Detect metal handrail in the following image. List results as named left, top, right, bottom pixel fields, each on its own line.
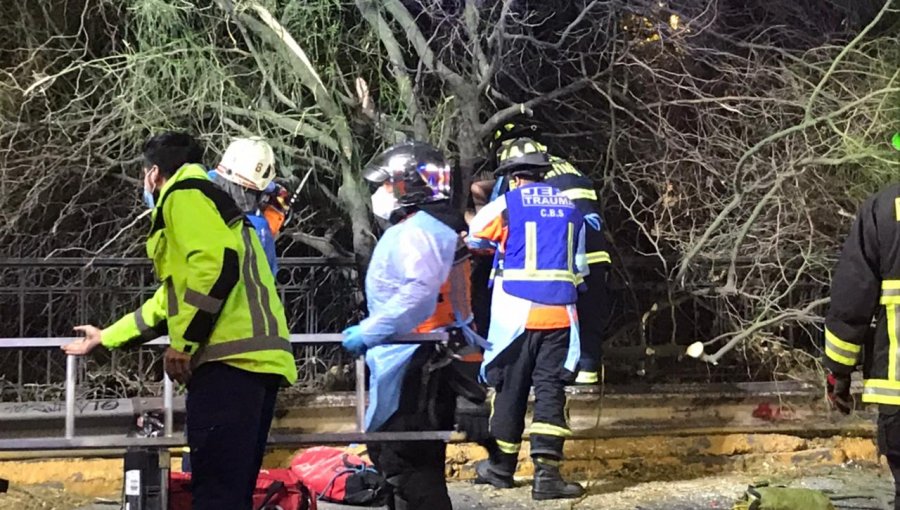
left=0, top=333, right=447, bottom=444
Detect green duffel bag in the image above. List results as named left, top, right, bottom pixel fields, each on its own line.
left=733, top=485, right=835, bottom=510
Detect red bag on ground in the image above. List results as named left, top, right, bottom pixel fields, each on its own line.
left=169, top=469, right=316, bottom=510
left=290, top=447, right=389, bottom=505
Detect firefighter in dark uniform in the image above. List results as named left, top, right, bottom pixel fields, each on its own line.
left=824, top=133, right=900, bottom=509
left=487, top=123, right=613, bottom=384
left=468, top=138, right=588, bottom=500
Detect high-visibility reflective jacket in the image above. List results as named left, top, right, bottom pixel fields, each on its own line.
left=102, top=164, right=298, bottom=385
left=824, top=184, right=900, bottom=406
left=545, top=156, right=611, bottom=267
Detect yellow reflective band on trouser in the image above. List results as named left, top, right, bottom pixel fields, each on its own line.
left=502, top=269, right=578, bottom=283
left=824, top=328, right=860, bottom=367
left=533, top=457, right=560, bottom=467
left=559, top=188, right=598, bottom=201
left=530, top=422, right=573, bottom=438
left=882, top=281, right=900, bottom=304
left=863, top=379, right=900, bottom=405
left=496, top=439, right=521, bottom=455
left=575, top=371, right=599, bottom=384
left=586, top=251, right=611, bottom=265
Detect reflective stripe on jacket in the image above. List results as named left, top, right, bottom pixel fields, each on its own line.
left=102, top=164, right=297, bottom=385
left=545, top=156, right=611, bottom=268
left=825, top=183, right=900, bottom=406
left=494, top=183, right=586, bottom=305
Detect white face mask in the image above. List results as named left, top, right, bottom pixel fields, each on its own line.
left=371, top=185, right=399, bottom=220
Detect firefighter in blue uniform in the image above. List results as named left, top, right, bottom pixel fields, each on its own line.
left=468, top=138, right=588, bottom=500
left=341, top=141, right=464, bottom=510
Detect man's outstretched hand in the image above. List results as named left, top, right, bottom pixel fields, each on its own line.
left=62, top=325, right=103, bottom=356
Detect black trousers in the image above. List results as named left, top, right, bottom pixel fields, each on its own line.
left=577, top=263, right=611, bottom=374
left=187, top=362, right=281, bottom=510
left=368, top=346, right=456, bottom=510
left=486, top=328, right=573, bottom=459
left=879, top=407, right=900, bottom=510
left=471, top=253, right=495, bottom=338
left=577, top=227, right=613, bottom=374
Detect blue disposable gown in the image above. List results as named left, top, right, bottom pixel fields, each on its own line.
left=359, top=211, right=458, bottom=431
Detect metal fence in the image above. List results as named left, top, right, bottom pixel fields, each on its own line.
left=0, top=258, right=360, bottom=401
left=0, top=257, right=828, bottom=401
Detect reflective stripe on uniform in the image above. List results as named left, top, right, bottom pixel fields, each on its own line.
left=184, top=288, right=223, bottom=314
left=166, top=283, right=178, bottom=317
left=575, top=371, right=599, bottom=384
left=566, top=223, right=574, bottom=273
left=525, top=222, right=538, bottom=271
left=890, top=304, right=900, bottom=381
left=134, top=305, right=153, bottom=341
left=241, top=229, right=268, bottom=337
left=863, top=379, right=900, bottom=405
left=881, top=280, right=900, bottom=304
left=502, top=269, right=578, bottom=283
left=546, top=159, right=580, bottom=178
left=586, top=251, right=611, bottom=265
left=194, top=335, right=293, bottom=366
left=496, top=439, right=521, bottom=454
left=824, top=328, right=861, bottom=367
left=559, top=188, right=598, bottom=201
left=247, top=231, right=279, bottom=336
left=530, top=422, right=573, bottom=437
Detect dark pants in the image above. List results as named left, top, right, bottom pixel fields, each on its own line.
left=879, top=407, right=900, bottom=510
left=187, top=362, right=281, bottom=510
left=471, top=253, right=494, bottom=338
left=486, top=328, right=573, bottom=459
left=577, top=227, right=613, bottom=375
left=368, top=346, right=456, bottom=510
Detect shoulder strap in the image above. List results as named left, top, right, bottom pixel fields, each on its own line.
left=150, top=179, right=245, bottom=235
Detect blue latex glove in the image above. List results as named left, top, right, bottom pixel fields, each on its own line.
left=342, top=325, right=367, bottom=357
left=584, top=213, right=602, bottom=231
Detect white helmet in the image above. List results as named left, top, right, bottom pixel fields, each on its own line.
left=215, top=137, right=276, bottom=191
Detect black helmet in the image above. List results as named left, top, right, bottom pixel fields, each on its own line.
left=362, top=141, right=452, bottom=207
left=489, top=122, right=539, bottom=155
left=494, top=137, right=551, bottom=179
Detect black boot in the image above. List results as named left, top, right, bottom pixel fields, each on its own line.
left=473, top=451, right=517, bottom=489
left=531, top=457, right=584, bottom=500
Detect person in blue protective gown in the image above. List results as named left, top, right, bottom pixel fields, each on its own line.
left=340, top=141, right=469, bottom=510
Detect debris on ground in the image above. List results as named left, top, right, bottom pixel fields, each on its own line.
left=1, top=464, right=895, bottom=509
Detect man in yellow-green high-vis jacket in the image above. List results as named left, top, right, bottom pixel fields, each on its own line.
left=64, top=132, right=297, bottom=510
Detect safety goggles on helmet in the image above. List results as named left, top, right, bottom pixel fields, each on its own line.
left=215, top=137, right=277, bottom=191
left=362, top=141, right=452, bottom=207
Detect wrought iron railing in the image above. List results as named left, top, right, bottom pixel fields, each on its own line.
left=0, top=258, right=360, bottom=401
left=0, top=256, right=827, bottom=401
